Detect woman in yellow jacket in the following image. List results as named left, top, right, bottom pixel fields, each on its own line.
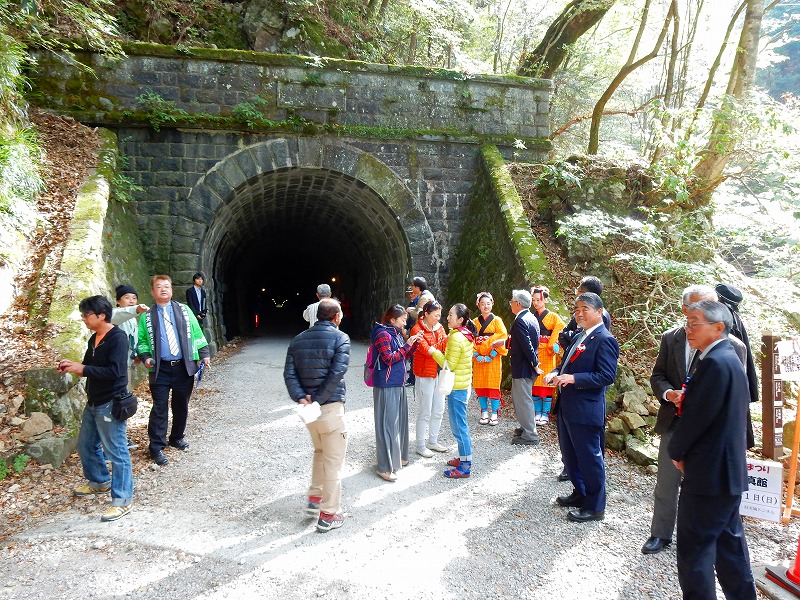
left=428, top=303, right=477, bottom=478
left=472, top=292, right=508, bottom=426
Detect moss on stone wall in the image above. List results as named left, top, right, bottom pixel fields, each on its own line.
left=48, top=129, right=151, bottom=361
left=447, top=145, right=567, bottom=386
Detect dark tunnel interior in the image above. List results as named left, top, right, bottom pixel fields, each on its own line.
left=203, top=167, right=412, bottom=341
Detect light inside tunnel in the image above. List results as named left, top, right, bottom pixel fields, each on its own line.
left=203, top=167, right=412, bottom=340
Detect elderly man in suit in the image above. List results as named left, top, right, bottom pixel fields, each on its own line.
left=138, top=275, right=210, bottom=466
left=547, top=292, right=619, bottom=522
left=508, top=289, right=541, bottom=445
left=668, top=300, right=756, bottom=600
left=643, top=285, right=748, bottom=555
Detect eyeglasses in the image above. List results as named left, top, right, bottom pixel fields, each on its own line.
left=683, top=321, right=717, bottom=330
left=80, top=312, right=95, bottom=319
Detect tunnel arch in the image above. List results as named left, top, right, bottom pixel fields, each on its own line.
left=184, top=138, right=436, bottom=341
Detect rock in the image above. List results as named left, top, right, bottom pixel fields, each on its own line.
left=24, top=434, right=78, bottom=468
left=48, top=385, right=86, bottom=427
left=0, top=440, right=5, bottom=452
left=626, top=437, right=658, bottom=466
left=25, top=367, right=77, bottom=397
left=605, top=400, right=617, bottom=416
left=19, top=412, right=53, bottom=440
left=621, top=389, right=649, bottom=412
left=10, top=416, right=24, bottom=426
left=7, top=484, right=20, bottom=493
left=619, top=411, right=646, bottom=430
left=0, top=404, right=6, bottom=415
left=643, top=415, right=657, bottom=428
left=606, top=432, right=626, bottom=451
left=646, top=400, right=659, bottom=416
left=242, top=0, right=284, bottom=52
left=607, top=417, right=630, bottom=435
left=615, top=373, right=638, bottom=394
left=646, top=465, right=658, bottom=474
left=10, top=395, right=23, bottom=414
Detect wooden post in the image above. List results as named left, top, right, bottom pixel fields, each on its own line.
left=761, top=331, right=784, bottom=460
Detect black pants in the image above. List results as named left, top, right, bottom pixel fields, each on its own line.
left=676, top=491, right=756, bottom=600
left=148, top=362, right=194, bottom=455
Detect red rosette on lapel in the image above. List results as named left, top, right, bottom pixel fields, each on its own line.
left=569, top=343, right=586, bottom=363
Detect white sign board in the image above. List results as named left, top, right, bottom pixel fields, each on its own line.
left=740, top=458, right=782, bottom=522
left=776, top=340, right=800, bottom=382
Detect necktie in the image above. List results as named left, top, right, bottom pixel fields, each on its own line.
left=687, top=350, right=700, bottom=377
left=561, top=331, right=586, bottom=371
left=163, top=308, right=181, bottom=356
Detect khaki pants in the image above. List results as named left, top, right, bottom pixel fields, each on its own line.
left=306, top=402, right=348, bottom=515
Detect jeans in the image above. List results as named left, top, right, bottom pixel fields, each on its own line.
left=415, top=375, right=445, bottom=449
left=447, top=388, right=472, bottom=461
left=77, top=401, right=133, bottom=506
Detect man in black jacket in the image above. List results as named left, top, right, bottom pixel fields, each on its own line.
left=284, top=298, right=350, bottom=532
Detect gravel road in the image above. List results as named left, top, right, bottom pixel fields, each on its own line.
left=1, top=336, right=797, bottom=599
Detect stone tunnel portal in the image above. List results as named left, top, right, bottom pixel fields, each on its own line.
left=202, top=167, right=412, bottom=340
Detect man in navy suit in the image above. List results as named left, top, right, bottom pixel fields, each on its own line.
left=668, top=300, right=756, bottom=600
left=185, top=272, right=208, bottom=326
left=508, top=289, right=541, bottom=445
left=546, top=292, right=618, bottom=522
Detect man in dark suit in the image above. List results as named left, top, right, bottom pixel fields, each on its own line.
left=546, top=292, right=618, bottom=522
left=138, top=275, right=210, bottom=465
left=508, top=289, right=541, bottom=445
left=643, top=285, right=748, bottom=555
left=185, top=272, right=208, bottom=326
left=668, top=300, right=756, bottom=600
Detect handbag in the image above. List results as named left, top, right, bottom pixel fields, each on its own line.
left=437, top=364, right=455, bottom=396
left=111, top=391, right=138, bottom=421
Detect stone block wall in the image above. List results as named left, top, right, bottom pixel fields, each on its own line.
left=30, top=43, right=552, bottom=151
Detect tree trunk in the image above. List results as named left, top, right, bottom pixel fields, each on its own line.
left=692, top=0, right=764, bottom=185
left=649, top=1, right=680, bottom=165
left=516, top=0, right=616, bottom=79
left=587, top=0, right=675, bottom=155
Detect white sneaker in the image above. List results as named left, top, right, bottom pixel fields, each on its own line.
left=416, top=447, right=434, bottom=458
left=426, top=442, right=448, bottom=453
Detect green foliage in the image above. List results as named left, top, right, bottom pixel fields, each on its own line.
left=135, top=90, right=189, bottom=131
left=110, top=154, right=143, bottom=204
left=0, top=0, right=124, bottom=65
left=535, top=161, right=584, bottom=189
left=231, top=96, right=277, bottom=129
left=0, top=453, right=30, bottom=482
left=0, top=126, right=43, bottom=214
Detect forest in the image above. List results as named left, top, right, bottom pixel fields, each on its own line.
left=1, top=0, right=799, bottom=328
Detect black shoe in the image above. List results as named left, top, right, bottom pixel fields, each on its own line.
left=641, top=537, right=671, bottom=554
left=169, top=439, right=190, bottom=451
left=557, top=468, right=570, bottom=482
left=152, top=451, right=169, bottom=466
left=567, top=508, right=604, bottom=522
left=556, top=491, right=585, bottom=507
left=511, top=436, right=539, bottom=445
left=514, top=427, right=523, bottom=436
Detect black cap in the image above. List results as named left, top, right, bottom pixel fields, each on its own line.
left=715, top=283, right=742, bottom=310
left=115, top=284, right=138, bottom=300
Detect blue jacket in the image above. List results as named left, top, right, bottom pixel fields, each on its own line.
left=554, top=324, right=619, bottom=426
left=284, top=320, right=350, bottom=405
left=509, top=309, right=540, bottom=379
left=370, top=322, right=412, bottom=388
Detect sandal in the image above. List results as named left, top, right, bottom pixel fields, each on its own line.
left=489, top=413, right=498, bottom=426
left=447, top=457, right=461, bottom=467
left=479, top=411, right=489, bottom=425
left=443, top=467, right=470, bottom=478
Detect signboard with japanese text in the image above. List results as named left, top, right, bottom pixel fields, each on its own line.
left=776, top=340, right=800, bottom=382
left=740, top=458, right=782, bottom=522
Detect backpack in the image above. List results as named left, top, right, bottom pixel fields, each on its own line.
left=363, top=344, right=380, bottom=387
